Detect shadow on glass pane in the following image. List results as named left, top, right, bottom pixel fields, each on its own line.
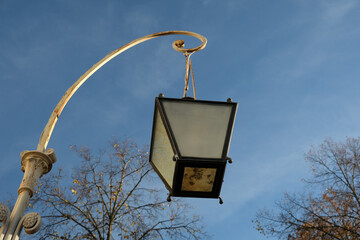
left=181, top=167, right=217, bottom=192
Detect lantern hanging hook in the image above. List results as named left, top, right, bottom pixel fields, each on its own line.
left=183, top=51, right=196, bottom=99
left=173, top=40, right=197, bottom=100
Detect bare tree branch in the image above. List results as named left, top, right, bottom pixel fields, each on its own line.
left=255, top=137, right=360, bottom=239
left=24, top=138, right=207, bottom=240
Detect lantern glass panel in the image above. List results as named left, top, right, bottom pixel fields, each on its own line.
left=150, top=109, right=175, bottom=188
left=162, top=101, right=233, bottom=159
left=181, top=167, right=217, bottom=192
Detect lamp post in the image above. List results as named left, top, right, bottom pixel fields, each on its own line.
left=0, top=30, right=236, bottom=239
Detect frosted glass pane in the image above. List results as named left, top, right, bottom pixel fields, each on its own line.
left=181, top=167, right=217, bottom=192
left=151, top=110, right=175, bottom=188
left=162, top=101, right=232, bottom=159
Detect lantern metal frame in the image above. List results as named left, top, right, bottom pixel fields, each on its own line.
left=172, top=159, right=227, bottom=198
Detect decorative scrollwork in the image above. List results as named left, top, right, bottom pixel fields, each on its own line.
left=22, top=212, right=41, bottom=234
left=0, top=203, right=10, bottom=223
left=0, top=203, right=10, bottom=239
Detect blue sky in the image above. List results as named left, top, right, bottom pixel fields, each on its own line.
left=1, top=0, right=360, bottom=239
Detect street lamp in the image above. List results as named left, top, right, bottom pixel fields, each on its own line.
left=0, top=30, right=236, bottom=239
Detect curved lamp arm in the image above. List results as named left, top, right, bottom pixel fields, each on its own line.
left=37, top=30, right=207, bottom=152
left=0, top=31, right=206, bottom=240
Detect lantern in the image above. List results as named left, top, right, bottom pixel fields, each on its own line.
left=149, top=95, right=237, bottom=199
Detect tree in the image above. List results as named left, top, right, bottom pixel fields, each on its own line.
left=254, top=137, right=360, bottom=239
left=26, top=138, right=206, bottom=240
